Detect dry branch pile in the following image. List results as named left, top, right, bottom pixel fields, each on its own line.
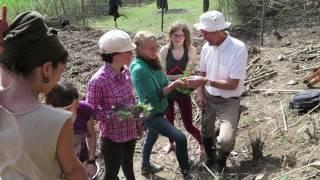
left=245, top=57, right=277, bottom=90
left=234, top=0, right=320, bottom=30
left=280, top=45, right=320, bottom=63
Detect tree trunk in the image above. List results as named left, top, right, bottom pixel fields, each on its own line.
left=260, top=0, right=267, bottom=46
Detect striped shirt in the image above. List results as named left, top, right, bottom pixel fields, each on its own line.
left=86, top=63, right=142, bottom=142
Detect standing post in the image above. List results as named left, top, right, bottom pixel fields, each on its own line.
left=161, top=0, right=164, bottom=32
left=81, top=0, right=85, bottom=26
left=260, top=0, right=267, bottom=46
left=203, top=0, right=209, bottom=12
left=53, top=0, right=59, bottom=18
left=60, top=0, right=67, bottom=17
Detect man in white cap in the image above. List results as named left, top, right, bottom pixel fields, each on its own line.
left=187, top=10, right=248, bottom=172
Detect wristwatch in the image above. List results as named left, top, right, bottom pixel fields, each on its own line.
left=87, top=159, right=96, bottom=165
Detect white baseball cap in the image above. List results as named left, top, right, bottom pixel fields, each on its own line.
left=194, top=11, right=231, bottom=32
left=99, top=30, right=136, bottom=54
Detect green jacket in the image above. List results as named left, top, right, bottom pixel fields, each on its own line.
left=130, top=57, right=169, bottom=116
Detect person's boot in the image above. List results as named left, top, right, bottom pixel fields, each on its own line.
left=202, top=137, right=216, bottom=167
left=141, top=162, right=163, bottom=175
left=215, top=151, right=230, bottom=172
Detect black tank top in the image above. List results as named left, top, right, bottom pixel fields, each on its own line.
left=166, top=47, right=188, bottom=75
left=166, top=47, right=189, bottom=99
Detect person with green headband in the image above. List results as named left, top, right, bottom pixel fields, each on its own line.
left=0, top=11, right=87, bottom=180
left=0, top=5, right=10, bottom=89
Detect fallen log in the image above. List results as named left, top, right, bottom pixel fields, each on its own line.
left=280, top=101, right=288, bottom=132
left=271, top=161, right=320, bottom=180
left=283, top=48, right=309, bottom=58
left=250, top=89, right=304, bottom=93
left=202, top=162, right=219, bottom=179
left=293, top=64, right=320, bottom=73
left=246, top=57, right=261, bottom=71
left=245, top=71, right=277, bottom=84
left=251, top=78, right=265, bottom=87
left=254, top=60, right=271, bottom=75
left=288, top=104, right=320, bottom=128
left=252, top=69, right=276, bottom=79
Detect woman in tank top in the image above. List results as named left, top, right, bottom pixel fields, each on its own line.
left=0, top=11, right=87, bottom=179
left=159, top=21, right=205, bottom=157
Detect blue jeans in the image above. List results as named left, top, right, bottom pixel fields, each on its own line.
left=142, top=114, right=189, bottom=171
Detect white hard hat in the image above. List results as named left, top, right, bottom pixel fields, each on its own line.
left=98, top=30, right=136, bottom=54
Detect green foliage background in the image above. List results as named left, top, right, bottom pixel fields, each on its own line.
left=88, top=0, right=236, bottom=34
left=1, top=0, right=236, bottom=34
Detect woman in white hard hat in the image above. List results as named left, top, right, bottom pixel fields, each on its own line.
left=86, top=30, right=143, bottom=180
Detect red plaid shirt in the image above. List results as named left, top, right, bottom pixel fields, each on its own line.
left=86, top=64, right=142, bottom=142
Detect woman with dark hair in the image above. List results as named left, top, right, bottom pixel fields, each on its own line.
left=159, top=21, right=204, bottom=156
left=0, top=11, right=86, bottom=179
left=86, top=29, right=143, bottom=180
left=0, top=7, right=11, bottom=89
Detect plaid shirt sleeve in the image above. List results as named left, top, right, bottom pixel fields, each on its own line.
left=86, top=78, right=105, bottom=121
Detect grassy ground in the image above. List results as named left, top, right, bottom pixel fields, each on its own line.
left=2, top=0, right=237, bottom=35
left=86, top=0, right=230, bottom=35
left=1, top=0, right=34, bottom=20
left=2, top=0, right=81, bottom=21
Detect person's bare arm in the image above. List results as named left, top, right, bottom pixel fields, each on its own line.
left=86, top=118, right=96, bottom=161
left=196, top=72, right=207, bottom=108
left=85, top=117, right=97, bottom=177
left=159, top=45, right=168, bottom=71
left=162, top=78, right=186, bottom=96
left=57, top=119, right=87, bottom=180
left=190, top=75, right=240, bottom=91
left=208, top=78, right=240, bottom=90
left=187, top=46, right=197, bottom=73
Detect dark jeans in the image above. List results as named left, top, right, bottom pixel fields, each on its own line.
left=142, top=115, right=189, bottom=171
left=166, top=96, right=202, bottom=144
left=101, top=137, right=136, bottom=180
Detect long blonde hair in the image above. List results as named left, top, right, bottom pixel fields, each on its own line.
left=133, top=31, right=157, bottom=53
left=133, top=31, right=162, bottom=70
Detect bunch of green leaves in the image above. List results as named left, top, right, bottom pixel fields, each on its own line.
left=111, top=105, right=133, bottom=121
left=135, top=102, right=153, bottom=118
left=115, top=109, right=132, bottom=120
left=112, top=103, right=153, bottom=121
left=176, top=64, right=194, bottom=95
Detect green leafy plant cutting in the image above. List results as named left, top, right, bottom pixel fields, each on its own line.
left=112, top=103, right=153, bottom=121
left=135, top=102, right=153, bottom=118
left=176, top=64, right=194, bottom=95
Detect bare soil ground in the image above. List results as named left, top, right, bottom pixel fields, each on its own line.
left=58, top=25, right=320, bottom=180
